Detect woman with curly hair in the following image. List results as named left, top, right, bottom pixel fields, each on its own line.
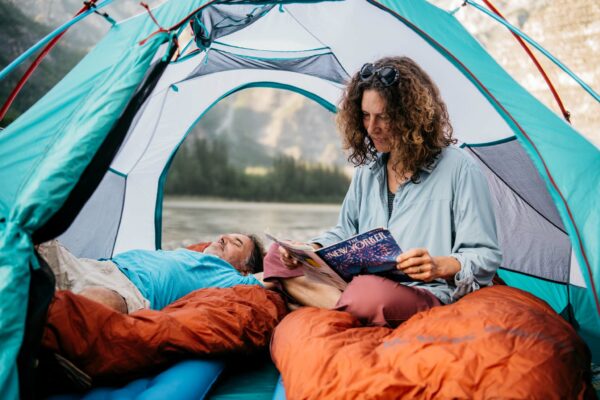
left=266, top=56, right=501, bottom=326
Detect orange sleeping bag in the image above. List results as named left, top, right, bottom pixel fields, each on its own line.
left=272, top=286, right=593, bottom=399
left=43, top=285, right=286, bottom=381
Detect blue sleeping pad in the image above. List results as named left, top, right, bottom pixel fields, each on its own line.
left=48, top=359, right=225, bottom=400
left=272, top=375, right=286, bottom=400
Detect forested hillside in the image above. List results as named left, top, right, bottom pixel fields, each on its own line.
left=165, top=136, right=351, bottom=203
left=0, top=1, right=85, bottom=125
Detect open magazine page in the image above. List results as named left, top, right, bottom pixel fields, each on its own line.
left=265, top=234, right=348, bottom=290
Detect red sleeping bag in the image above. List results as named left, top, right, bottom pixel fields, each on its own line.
left=272, top=286, right=593, bottom=399
left=43, top=285, right=286, bottom=380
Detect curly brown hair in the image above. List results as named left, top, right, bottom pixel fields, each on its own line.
left=337, top=56, right=456, bottom=182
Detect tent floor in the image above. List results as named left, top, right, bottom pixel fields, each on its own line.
left=208, top=352, right=280, bottom=399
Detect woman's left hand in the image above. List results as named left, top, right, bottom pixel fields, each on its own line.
left=396, top=248, right=460, bottom=282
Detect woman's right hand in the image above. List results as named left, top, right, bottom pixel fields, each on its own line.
left=278, top=246, right=300, bottom=269
left=278, top=242, right=322, bottom=270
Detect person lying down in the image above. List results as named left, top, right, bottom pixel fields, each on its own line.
left=37, top=233, right=273, bottom=314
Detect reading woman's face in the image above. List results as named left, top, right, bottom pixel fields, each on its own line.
left=362, top=89, right=393, bottom=153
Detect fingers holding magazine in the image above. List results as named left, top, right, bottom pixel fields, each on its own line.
left=278, top=245, right=300, bottom=270
left=277, top=241, right=323, bottom=270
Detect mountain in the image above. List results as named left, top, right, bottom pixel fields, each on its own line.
left=189, top=89, right=347, bottom=169
left=2, top=0, right=162, bottom=48
left=0, top=1, right=86, bottom=124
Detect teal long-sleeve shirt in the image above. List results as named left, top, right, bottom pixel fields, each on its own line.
left=312, top=147, right=502, bottom=304
left=112, top=249, right=262, bottom=310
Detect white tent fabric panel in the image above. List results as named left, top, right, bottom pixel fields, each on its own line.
left=59, top=170, right=126, bottom=258
left=113, top=170, right=159, bottom=254
left=110, top=54, right=209, bottom=169
left=112, top=69, right=343, bottom=253
left=217, top=5, right=326, bottom=51
left=283, top=1, right=513, bottom=145
left=113, top=0, right=516, bottom=180
left=111, top=92, right=171, bottom=175
left=570, top=248, right=587, bottom=288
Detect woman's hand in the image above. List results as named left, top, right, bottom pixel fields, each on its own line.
left=278, top=242, right=321, bottom=270
left=278, top=246, right=299, bottom=270
left=396, top=248, right=461, bottom=282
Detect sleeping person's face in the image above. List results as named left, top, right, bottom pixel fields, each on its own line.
left=203, top=233, right=253, bottom=273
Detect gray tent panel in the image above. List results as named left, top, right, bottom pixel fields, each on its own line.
left=192, top=4, right=275, bottom=49
left=58, top=170, right=126, bottom=259
left=467, top=144, right=570, bottom=283
left=184, top=47, right=349, bottom=84
left=467, top=140, right=565, bottom=233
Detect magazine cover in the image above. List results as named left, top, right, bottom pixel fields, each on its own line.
left=315, top=228, right=402, bottom=281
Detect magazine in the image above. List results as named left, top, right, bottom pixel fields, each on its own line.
left=266, top=227, right=403, bottom=290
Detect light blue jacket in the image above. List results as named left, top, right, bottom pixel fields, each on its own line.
left=312, top=147, right=502, bottom=303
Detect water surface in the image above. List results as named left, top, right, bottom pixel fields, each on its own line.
left=162, top=198, right=341, bottom=249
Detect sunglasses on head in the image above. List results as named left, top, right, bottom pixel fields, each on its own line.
left=359, top=63, right=400, bottom=87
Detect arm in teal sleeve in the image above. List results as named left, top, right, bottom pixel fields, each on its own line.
left=241, top=274, right=264, bottom=287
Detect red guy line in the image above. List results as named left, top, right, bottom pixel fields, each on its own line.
left=482, top=0, right=571, bottom=122
left=0, top=1, right=98, bottom=122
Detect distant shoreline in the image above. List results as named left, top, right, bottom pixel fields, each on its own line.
left=163, top=195, right=342, bottom=208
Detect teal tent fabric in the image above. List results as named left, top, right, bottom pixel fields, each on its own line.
left=0, top=17, right=167, bottom=400
left=0, top=222, right=32, bottom=400
left=0, top=2, right=224, bottom=394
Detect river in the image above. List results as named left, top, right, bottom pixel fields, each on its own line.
left=161, top=198, right=341, bottom=249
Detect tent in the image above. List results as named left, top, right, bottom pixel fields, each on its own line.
left=0, top=0, right=598, bottom=398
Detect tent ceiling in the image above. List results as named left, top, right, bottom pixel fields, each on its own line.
left=216, top=5, right=327, bottom=51
left=222, top=1, right=515, bottom=145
